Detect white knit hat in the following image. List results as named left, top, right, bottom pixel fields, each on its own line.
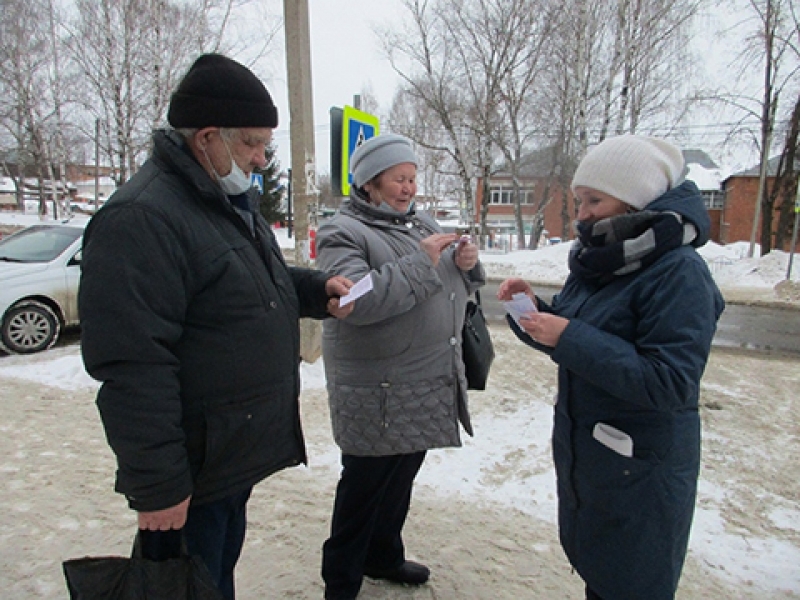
left=571, top=135, right=685, bottom=209
left=351, top=133, right=418, bottom=188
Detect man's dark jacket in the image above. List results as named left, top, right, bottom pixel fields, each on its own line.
left=79, top=130, right=331, bottom=511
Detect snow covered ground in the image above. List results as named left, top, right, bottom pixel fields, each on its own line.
left=0, top=328, right=798, bottom=598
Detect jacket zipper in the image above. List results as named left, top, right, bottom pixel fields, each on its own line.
left=380, top=381, right=391, bottom=428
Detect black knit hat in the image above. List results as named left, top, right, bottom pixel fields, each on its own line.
left=167, top=53, right=278, bottom=128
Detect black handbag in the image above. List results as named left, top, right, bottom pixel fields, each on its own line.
left=62, top=530, right=224, bottom=600
left=462, top=290, right=495, bottom=390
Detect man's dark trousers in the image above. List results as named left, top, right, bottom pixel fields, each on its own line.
left=184, top=487, right=252, bottom=600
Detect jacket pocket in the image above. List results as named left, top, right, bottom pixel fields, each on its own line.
left=191, top=382, right=302, bottom=494
left=575, top=425, right=663, bottom=517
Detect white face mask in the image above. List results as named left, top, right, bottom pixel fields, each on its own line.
left=204, top=137, right=252, bottom=195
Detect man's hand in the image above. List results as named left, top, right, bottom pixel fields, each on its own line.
left=421, top=233, right=458, bottom=267
left=138, top=496, right=191, bottom=531
left=325, top=275, right=354, bottom=319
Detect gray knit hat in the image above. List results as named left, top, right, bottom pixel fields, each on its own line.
left=351, top=134, right=418, bottom=188
left=571, top=135, right=685, bottom=209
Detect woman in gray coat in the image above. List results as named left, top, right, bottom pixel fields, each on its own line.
left=316, top=134, right=485, bottom=600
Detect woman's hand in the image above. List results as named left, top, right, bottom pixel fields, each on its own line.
left=454, top=236, right=479, bottom=271
left=518, top=312, right=569, bottom=347
left=497, top=278, right=535, bottom=302
left=421, top=233, right=458, bottom=267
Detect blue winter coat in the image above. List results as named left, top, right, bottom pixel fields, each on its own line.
left=511, top=181, right=724, bottom=599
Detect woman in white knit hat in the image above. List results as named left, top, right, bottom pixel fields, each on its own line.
left=315, top=133, right=486, bottom=600
left=498, top=135, right=725, bottom=600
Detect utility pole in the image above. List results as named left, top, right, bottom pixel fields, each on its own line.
left=283, top=0, right=322, bottom=362
left=94, top=119, right=100, bottom=211
left=748, top=0, right=775, bottom=258
left=786, top=178, right=800, bottom=281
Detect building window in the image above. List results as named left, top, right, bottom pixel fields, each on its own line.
left=489, top=185, right=534, bottom=205
left=702, top=190, right=724, bottom=210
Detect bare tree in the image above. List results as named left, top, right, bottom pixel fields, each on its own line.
left=770, top=91, right=800, bottom=250
left=387, top=88, right=461, bottom=209
left=742, top=0, right=800, bottom=254
left=62, top=0, right=271, bottom=186
left=766, top=0, right=800, bottom=251
left=380, top=0, right=702, bottom=249
left=445, top=0, right=552, bottom=245
left=707, top=0, right=800, bottom=255
left=384, top=0, right=564, bottom=249
left=355, top=84, right=382, bottom=118
left=484, top=0, right=558, bottom=249
left=0, top=0, right=278, bottom=215
left=0, top=0, right=70, bottom=218
left=528, top=0, right=604, bottom=241
left=68, top=0, right=194, bottom=184
left=605, top=0, right=700, bottom=135
left=382, top=0, right=479, bottom=222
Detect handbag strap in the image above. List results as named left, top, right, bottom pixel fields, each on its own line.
left=474, top=290, right=482, bottom=305
left=135, top=529, right=187, bottom=561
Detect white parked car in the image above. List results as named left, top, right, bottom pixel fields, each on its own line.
left=0, top=221, right=86, bottom=354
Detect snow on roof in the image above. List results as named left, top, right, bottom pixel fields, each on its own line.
left=683, top=149, right=719, bottom=170
left=0, top=176, right=17, bottom=193
left=72, top=177, right=117, bottom=188
left=686, top=163, right=723, bottom=191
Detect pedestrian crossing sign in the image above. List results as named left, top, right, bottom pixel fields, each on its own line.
left=250, top=173, right=264, bottom=194
left=338, top=106, right=379, bottom=196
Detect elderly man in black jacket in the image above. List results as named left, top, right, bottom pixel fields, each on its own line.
left=78, top=54, right=352, bottom=600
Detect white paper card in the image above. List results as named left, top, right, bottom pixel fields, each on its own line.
left=592, top=422, right=634, bottom=457
left=503, top=292, right=538, bottom=327
left=338, top=273, right=373, bottom=307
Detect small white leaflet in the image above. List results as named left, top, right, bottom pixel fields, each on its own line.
left=338, top=272, right=373, bottom=307
left=503, top=292, right=538, bottom=327
left=592, top=422, right=634, bottom=457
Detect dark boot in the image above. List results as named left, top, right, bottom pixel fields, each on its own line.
left=364, top=560, right=430, bottom=585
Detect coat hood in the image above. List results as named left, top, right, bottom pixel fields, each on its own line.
left=646, top=179, right=711, bottom=248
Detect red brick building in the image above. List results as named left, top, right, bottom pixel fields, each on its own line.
left=473, top=147, right=577, bottom=245
left=474, top=174, right=575, bottom=243
left=475, top=148, right=723, bottom=246
left=719, top=158, right=800, bottom=252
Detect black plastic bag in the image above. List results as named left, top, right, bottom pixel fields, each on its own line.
left=462, top=290, right=495, bottom=390
left=62, top=530, right=224, bottom=600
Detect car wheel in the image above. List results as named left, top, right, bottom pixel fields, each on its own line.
left=0, top=300, right=61, bottom=354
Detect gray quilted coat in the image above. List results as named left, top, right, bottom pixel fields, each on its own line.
left=315, top=192, right=486, bottom=456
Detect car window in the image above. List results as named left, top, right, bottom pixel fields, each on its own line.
left=0, top=225, right=83, bottom=263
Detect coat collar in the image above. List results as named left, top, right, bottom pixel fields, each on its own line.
left=341, top=191, right=440, bottom=237
left=151, top=129, right=260, bottom=215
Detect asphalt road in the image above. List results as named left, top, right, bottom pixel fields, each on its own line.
left=478, top=282, right=800, bottom=356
